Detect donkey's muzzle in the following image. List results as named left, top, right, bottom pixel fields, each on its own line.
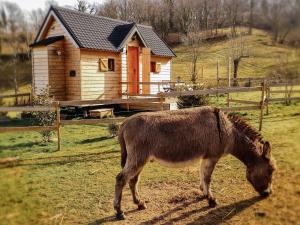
left=260, top=187, right=272, bottom=197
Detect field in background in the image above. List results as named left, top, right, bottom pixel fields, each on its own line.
left=1, top=28, right=300, bottom=93
left=172, top=29, right=300, bottom=83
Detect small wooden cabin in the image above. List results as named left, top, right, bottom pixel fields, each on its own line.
left=30, top=6, right=176, bottom=102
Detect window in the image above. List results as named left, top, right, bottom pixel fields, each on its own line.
left=99, top=58, right=114, bottom=72
left=151, top=61, right=161, bottom=73
left=108, top=58, right=115, bottom=71
left=151, top=62, right=156, bottom=73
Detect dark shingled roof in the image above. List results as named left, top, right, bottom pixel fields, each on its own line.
left=33, top=6, right=175, bottom=57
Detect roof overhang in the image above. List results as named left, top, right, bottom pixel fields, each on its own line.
left=30, top=35, right=64, bottom=47
left=117, top=25, right=148, bottom=50
left=33, top=7, right=80, bottom=48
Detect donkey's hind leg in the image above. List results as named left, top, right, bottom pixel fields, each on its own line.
left=114, top=152, right=148, bottom=220
left=129, top=172, right=147, bottom=210
left=199, top=158, right=219, bottom=207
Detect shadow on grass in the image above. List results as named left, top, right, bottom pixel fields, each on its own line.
left=91, top=197, right=205, bottom=225
left=0, top=141, right=39, bottom=151
left=78, top=136, right=114, bottom=144
left=185, top=196, right=264, bottom=225
left=93, top=195, right=263, bottom=225
left=148, top=196, right=263, bottom=225
left=0, top=149, right=120, bottom=169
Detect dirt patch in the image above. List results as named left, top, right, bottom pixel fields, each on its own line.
left=92, top=168, right=300, bottom=225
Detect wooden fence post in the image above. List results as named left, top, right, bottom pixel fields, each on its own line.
left=259, top=81, right=266, bottom=131
left=217, top=60, right=220, bottom=102
left=285, top=80, right=288, bottom=105
left=227, top=57, right=231, bottom=107
left=266, top=84, right=270, bottom=115
left=159, top=93, right=164, bottom=111
left=56, top=102, right=61, bottom=151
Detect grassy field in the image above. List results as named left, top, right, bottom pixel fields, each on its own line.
left=0, top=96, right=300, bottom=225
left=172, top=28, right=300, bottom=83
left=1, top=29, right=300, bottom=225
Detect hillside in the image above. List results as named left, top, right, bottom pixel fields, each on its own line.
left=172, top=29, right=300, bottom=83
left=0, top=29, right=299, bottom=93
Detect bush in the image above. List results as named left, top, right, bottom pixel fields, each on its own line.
left=108, top=122, right=119, bottom=137
left=176, top=83, right=210, bottom=109
left=31, top=88, right=56, bottom=143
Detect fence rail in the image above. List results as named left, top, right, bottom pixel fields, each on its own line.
left=0, top=81, right=300, bottom=150
left=0, top=92, right=31, bottom=106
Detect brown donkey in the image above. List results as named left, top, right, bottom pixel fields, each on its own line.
left=114, top=106, right=276, bottom=220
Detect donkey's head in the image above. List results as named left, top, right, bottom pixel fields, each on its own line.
left=246, top=141, right=276, bottom=197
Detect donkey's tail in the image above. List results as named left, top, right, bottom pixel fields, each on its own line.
left=118, top=128, right=127, bottom=168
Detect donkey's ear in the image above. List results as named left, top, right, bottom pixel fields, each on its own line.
left=263, top=141, right=271, bottom=160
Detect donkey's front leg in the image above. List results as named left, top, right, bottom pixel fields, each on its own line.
left=199, top=158, right=219, bottom=207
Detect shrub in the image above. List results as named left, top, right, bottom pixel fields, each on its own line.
left=0, top=98, right=8, bottom=120
left=176, top=83, right=210, bottom=109
left=31, top=88, right=56, bottom=143
left=108, top=122, right=119, bottom=137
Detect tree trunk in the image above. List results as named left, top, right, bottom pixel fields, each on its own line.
left=13, top=53, right=18, bottom=105
left=248, top=0, right=254, bottom=35
left=191, top=54, right=198, bottom=84
left=233, top=58, right=240, bottom=86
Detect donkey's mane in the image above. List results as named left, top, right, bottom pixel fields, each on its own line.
left=227, top=114, right=263, bottom=143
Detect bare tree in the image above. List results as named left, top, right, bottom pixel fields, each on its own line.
left=248, top=0, right=255, bottom=35
left=184, top=20, right=206, bottom=84
left=75, top=0, right=97, bottom=14
left=0, top=5, right=7, bottom=54
left=97, top=0, right=119, bottom=19
left=228, top=34, right=249, bottom=86
left=1, top=1, right=25, bottom=99
left=261, top=0, right=298, bottom=44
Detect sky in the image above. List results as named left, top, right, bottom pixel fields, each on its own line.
left=4, top=0, right=104, bottom=12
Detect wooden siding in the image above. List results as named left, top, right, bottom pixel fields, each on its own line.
left=45, top=18, right=81, bottom=100
left=150, top=56, right=172, bottom=94
left=32, top=47, right=49, bottom=95
left=142, top=48, right=151, bottom=94
left=80, top=50, right=121, bottom=100
left=121, top=48, right=127, bottom=94
left=47, top=40, right=65, bottom=100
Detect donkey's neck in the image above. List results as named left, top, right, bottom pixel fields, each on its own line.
left=231, top=131, right=261, bottom=168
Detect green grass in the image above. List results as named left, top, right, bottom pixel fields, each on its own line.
left=0, top=99, right=300, bottom=225
left=0, top=29, right=300, bottom=224
left=172, top=29, right=300, bottom=83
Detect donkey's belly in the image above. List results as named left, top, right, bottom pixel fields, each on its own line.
left=150, top=155, right=203, bottom=168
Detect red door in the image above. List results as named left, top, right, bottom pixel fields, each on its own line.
left=127, top=47, right=139, bottom=95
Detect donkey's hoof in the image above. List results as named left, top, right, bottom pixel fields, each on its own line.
left=116, top=212, right=126, bottom=220
left=208, top=199, right=217, bottom=208
left=138, top=203, right=147, bottom=210
left=196, top=196, right=206, bottom=201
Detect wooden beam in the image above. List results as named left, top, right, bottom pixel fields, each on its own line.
left=220, top=106, right=261, bottom=112
left=61, top=117, right=126, bottom=125
left=0, top=126, right=56, bottom=133
left=0, top=93, right=31, bottom=99
left=269, top=81, right=300, bottom=87
left=228, top=99, right=260, bottom=105
left=0, top=106, right=56, bottom=112
left=59, top=98, right=162, bottom=107
left=269, top=90, right=300, bottom=94
left=161, top=86, right=262, bottom=98
left=268, top=97, right=300, bottom=102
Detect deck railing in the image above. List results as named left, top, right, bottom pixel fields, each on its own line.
left=120, top=81, right=185, bottom=96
